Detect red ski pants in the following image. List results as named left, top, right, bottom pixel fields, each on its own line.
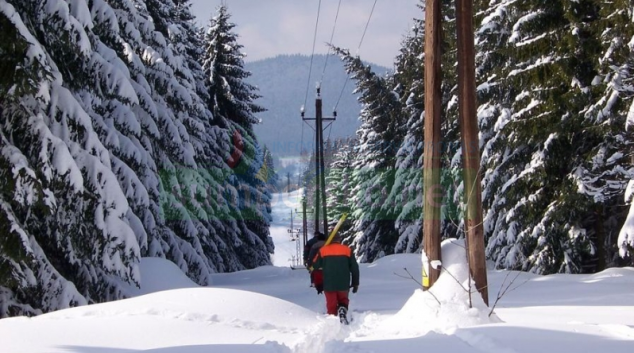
left=324, top=291, right=349, bottom=315
left=311, top=270, right=323, bottom=288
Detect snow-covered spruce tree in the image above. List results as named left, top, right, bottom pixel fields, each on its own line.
left=583, top=0, right=634, bottom=264
left=332, top=47, right=405, bottom=262
left=378, top=0, right=461, bottom=254
left=393, top=0, right=462, bottom=243
left=107, top=0, right=270, bottom=277
left=325, top=138, right=357, bottom=241
left=474, top=0, right=534, bottom=271
left=143, top=0, right=244, bottom=276
left=300, top=146, right=318, bottom=223
left=262, top=145, right=280, bottom=192
left=575, top=0, right=634, bottom=268
left=0, top=0, right=140, bottom=316
left=202, top=4, right=274, bottom=268
left=90, top=0, right=227, bottom=281
left=475, top=0, right=520, bottom=263
left=476, top=0, right=617, bottom=274
left=384, top=2, right=426, bottom=253
left=620, top=49, right=634, bottom=261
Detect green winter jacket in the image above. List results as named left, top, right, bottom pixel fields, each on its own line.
left=312, top=241, right=360, bottom=292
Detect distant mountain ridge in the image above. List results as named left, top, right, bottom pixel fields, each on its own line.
left=245, top=54, right=391, bottom=157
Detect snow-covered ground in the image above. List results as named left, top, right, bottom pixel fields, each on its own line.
left=2, top=189, right=634, bottom=353
left=268, top=189, right=306, bottom=267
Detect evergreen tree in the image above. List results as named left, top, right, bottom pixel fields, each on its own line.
left=333, top=47, right=404, bottom=262
left=325, top=138, right=358, bottom=242
left=262, top=145, right=280, bottom=191
left=202, top=5, right=274, bottom=267
left=0, top=0, right=140, bottom=316
left=574, top=0, right=634, bottom=268
left=385, top=0, right=462, bottom=254
left=384, top=3, right=425, bottom=253
left=592, top=0, right=634, bottom=263
left=475, top=0, right=633, bottom=274
left=475, top=0, right=519, bottom=251
left=300, top=146, right=318, bottom=227
left=1, top=0, right=277, bottom=317
left=96, top=0, right=225, bottom=282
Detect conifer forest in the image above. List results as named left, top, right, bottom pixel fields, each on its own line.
left=1, top=0, right=633, bottom=318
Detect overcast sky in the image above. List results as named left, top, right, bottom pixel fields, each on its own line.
left=189, top=0, right=421, bottom=68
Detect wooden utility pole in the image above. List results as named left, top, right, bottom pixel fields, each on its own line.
left=456, top=0, right=488, bottom=305
left=422, top=0, right=443, bottom=290
left=316, top=90, right=329, bottom=234
left=301, top=87, right=336, bottom=235
left=287, top=172, right=291, bottom=192
left=313, top=101, right=321, bottom=233
left=302, top=198, right=308, bottom=247
left=298, top=196, right=314, bottom=265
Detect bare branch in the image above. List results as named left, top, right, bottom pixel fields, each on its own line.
left=395, top=268, right=441, bottom=305
left=440, top=265, right=471, bottom=294
left=488, top=270, right=529, bottom=317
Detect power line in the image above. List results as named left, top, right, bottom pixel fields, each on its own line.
left=320, top=0, right=343, bottom=83
left=334, top=75, right=350, bottom=113
left=334, top=0, right=379, bottom=112
left=304, top=0, right=322, bottom=109
left=357, top=0, right=378, bottom=54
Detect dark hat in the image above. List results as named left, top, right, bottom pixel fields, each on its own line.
left=332, top=234, right=343, bottom=243
left=314, top=231, right=326, bottom=240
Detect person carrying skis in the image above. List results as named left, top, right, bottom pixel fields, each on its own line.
left=312, top=234, right=359, bottom=323
left=304, top=231, right=326, bottom=293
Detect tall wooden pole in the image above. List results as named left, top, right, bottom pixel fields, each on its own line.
left=287, top=172, right=291, bottom=192
left=302, top=198, right=308, bottom=247
left=302, top=88, right=336, bottom=236
left=316, top=89, right=329, bottom=234
left=456, top=0, right=489, bottom=305
left=423, top=0, right=443, bottom=290
left=314, top=95, right=321, bottom=233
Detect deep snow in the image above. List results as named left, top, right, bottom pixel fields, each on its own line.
left=1, top=189, right=633, bottom=353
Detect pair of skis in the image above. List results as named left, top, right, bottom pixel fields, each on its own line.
left=324, top=213, right=348, bottom=246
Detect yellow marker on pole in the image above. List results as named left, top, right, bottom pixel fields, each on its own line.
left=324, top=213, right=348, bottom=246
left=422, top=263, right=430, bottom=288
left=422, top=251, right=430, bottom=288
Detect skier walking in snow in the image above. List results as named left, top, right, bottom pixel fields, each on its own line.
left=307, top=232, right=326, bottom=294
left=312, top=234, right=359, bottom=323
left=303, top=231, right=325, bottom=265
left=304, top=231, right=326, bottom=293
